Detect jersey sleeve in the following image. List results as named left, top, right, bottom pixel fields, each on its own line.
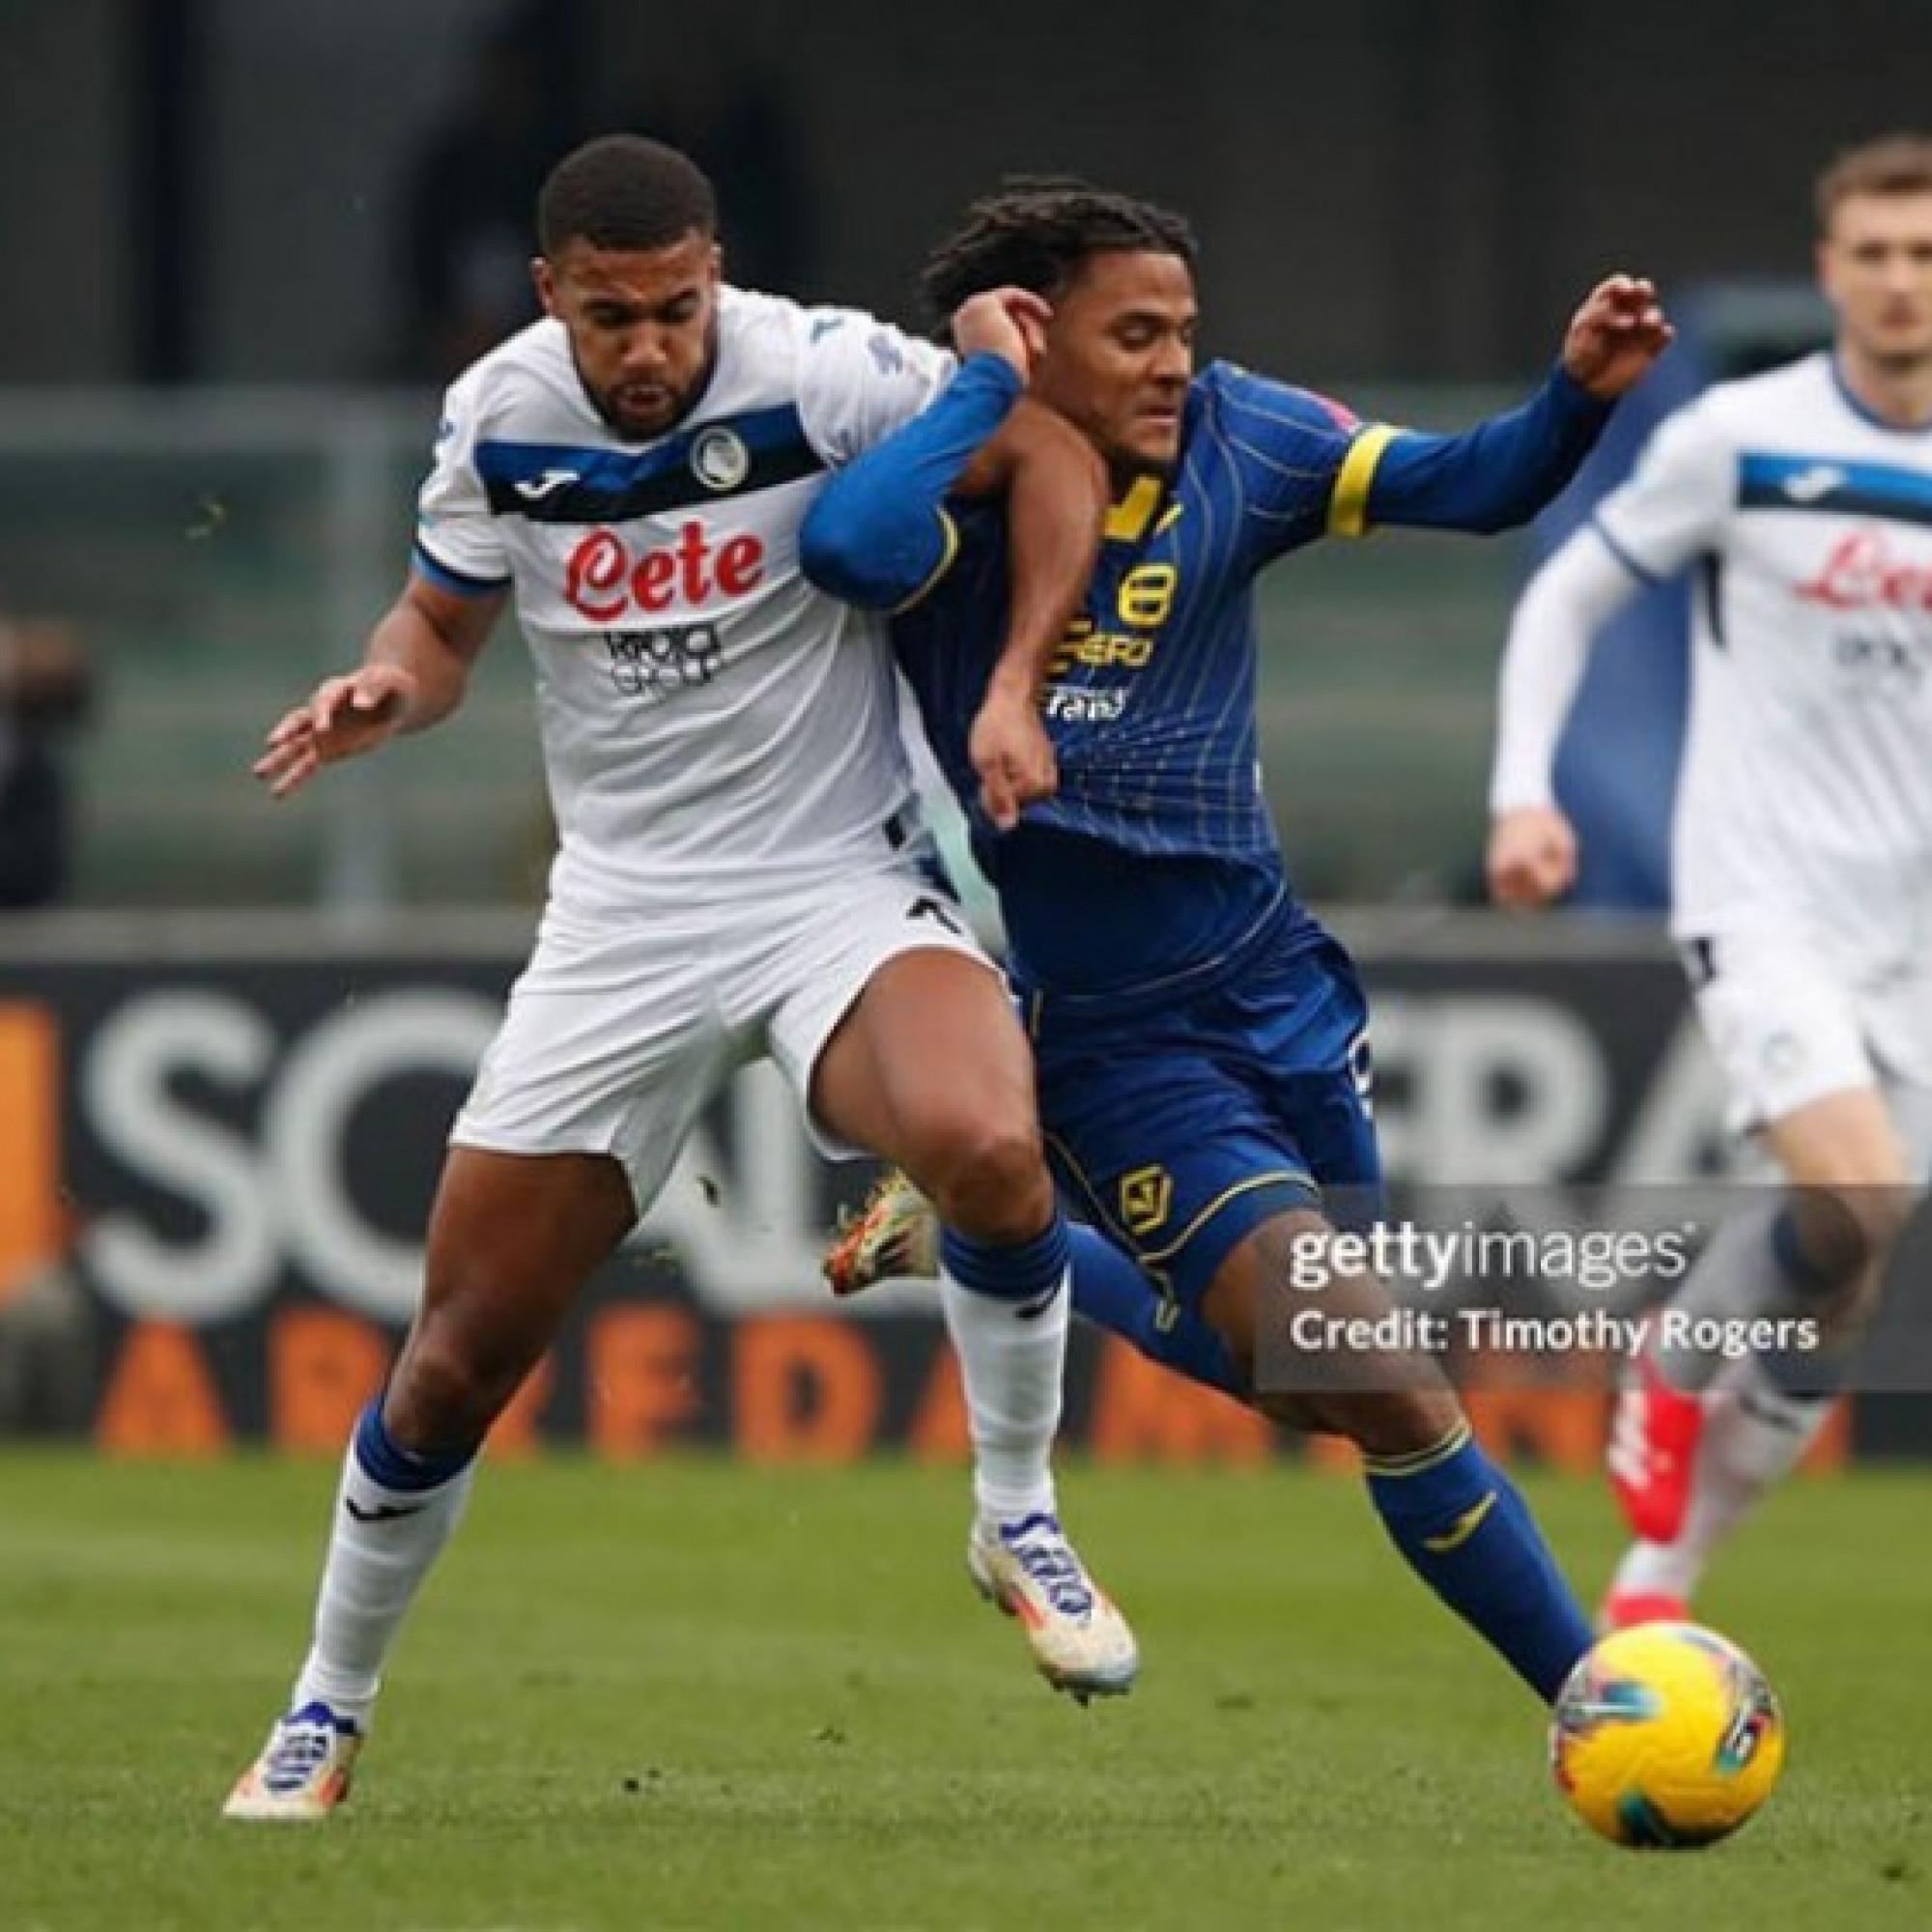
left=799, top=354, right=1023, bottom=611
left=1208, top=365, right=1374, bottom=558
left=1590, top=399, right=1733, bottom=582
left=794, top=309, right=958, bottom=466
left=1489, top=526, right=1646, bottom=810
left=412, top=369, right=513, bottom=595
left=1358, top=366, right=1613, bottom=537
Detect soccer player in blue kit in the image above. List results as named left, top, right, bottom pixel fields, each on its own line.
left=805, top=180, right=1673, bottom=1704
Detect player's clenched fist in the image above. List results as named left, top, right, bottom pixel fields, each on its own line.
left=970, top=682, right=1059, bottom=831
left=952, top=286, right=1053, bottom=384
left=1487, top=804, right=1579, bottom=908
left=252, top=664, right=418, bottom=799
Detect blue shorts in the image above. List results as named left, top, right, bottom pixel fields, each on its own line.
left=1025, top=922, right=1381, bottom=1310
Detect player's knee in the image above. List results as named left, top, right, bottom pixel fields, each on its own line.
left=1312, top=1381, right=1463, bottom=1461
left=386, top=1327, right=522, bottom=1454
left=1779, top=1185, right=1911, bottom=1303
left=910, top=1111, right=1051, bottom=1241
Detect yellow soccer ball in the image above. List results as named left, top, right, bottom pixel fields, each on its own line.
left=1549, top=1621, right=1786, bottom=1848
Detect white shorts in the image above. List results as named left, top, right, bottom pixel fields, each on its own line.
left=452, top=858, right=995, bottom=1213
left=1686, top=930, right=1932, bottom=1166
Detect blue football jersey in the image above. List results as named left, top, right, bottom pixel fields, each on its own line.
left=894, top=360, right=1383, bottom=993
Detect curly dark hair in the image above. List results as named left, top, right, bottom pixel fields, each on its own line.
left=921, top=176, right=1197, bottom=325
left=536, top=133, right=716, bottom=257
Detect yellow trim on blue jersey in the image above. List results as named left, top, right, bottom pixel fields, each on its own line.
left=1049, top=1124, right=1319, bottom=1278
left=1327, top=423, right=1398, bottom=538
left=1362, top=1419, right=1474, bottom=1478
left=1154, top=503, right=1186, bottom=537
left=889, top=506, right=962, bottom=613
left=1104, top=474, right=1166, bottom=543
left=1045, top=1128, right=1178, bottom=1302
left=1133, top=1171, right=1319, bottom=1267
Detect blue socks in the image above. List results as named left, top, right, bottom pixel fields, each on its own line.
left=354, top=1397, right=478, bottom=1492
left=939, top=1213, right=1070, bottom=1304
left=1365, top=1425, right=1592, bottom=1701
left=1063, top=1225, right=1245, bottom=1398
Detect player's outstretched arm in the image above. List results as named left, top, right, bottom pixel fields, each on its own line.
left=252, top=574, right=503, bottom=800
left=1351, top=277, right=1674, bottom=538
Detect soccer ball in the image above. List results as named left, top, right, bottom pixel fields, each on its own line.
left=1549, top=1621, right=1786, bottom=1849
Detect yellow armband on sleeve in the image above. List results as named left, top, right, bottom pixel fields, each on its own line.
left=1326, top=424, right=1398, bottom=538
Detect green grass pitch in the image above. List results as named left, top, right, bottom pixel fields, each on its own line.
left=1, top=1452, right=1926, bottom=1929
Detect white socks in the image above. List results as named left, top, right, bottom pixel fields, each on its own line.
left=288, top=1438, right=476, bottom=1726
left=1614, top=1353, right=1833, bottom=1602
left=941, top=1267, right=1067, bottom=1523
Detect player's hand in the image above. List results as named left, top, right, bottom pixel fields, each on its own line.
left=252, top=664, right=417, bottom=799
left=1560, top=275, right=1675, bottom=400
left=1486, top=805, right=1579, bottom=908
left=969, top=681, right=1057, bottom=831
left=953, top=288, right=1053, bottom=384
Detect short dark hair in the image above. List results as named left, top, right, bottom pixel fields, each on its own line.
left=536, top=133, right=717, bottom=257
left=922, top=177, right=1197, bottom=324
left=1814, top=133, right=1932, bottom=232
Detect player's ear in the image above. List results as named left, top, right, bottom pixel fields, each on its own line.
left=531, top=255, right=559, bottom=318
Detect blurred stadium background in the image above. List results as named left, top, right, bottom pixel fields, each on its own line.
left=2, top=5, right=1930, bottom=1922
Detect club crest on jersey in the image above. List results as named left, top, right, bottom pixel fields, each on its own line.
left=691, top=427, right=752, bottom=493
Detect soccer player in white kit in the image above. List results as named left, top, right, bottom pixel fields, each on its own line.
left=225, top=135, right=1133, bottom=1821
left=1488, top=133, right=1932, bottom=1627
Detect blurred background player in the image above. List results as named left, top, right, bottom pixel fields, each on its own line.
left=224, top=134, right=1133, bottom=1823
left=806, top=179, right=1672, bottom=1704
left=1488, top=132, right=1932, bottom=1626
left=0, top=611, right=93, bottom=911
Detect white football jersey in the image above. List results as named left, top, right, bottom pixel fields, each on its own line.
left=1594, top=354, right=1932, bottom=967
left=414, top=289, right=954, bottom=917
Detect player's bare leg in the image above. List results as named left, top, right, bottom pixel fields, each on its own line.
left=225, top=1148, right=636, bottom=1819
left=1202, top=1211, right=1594, bottom=1701
left=1605, top=1087, right=1916, bottom=1625
left=823, top=1179, right=1595, bottom=1695
left=813, top=950, right=1136, bottom=1699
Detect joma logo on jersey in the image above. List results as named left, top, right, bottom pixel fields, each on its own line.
left=1119, top=1165, right=1174, bottom=1236
left=564, top=522, right=766, bottom=622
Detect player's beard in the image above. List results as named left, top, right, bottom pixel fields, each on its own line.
left=577, top=332, right=720, bottom=444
